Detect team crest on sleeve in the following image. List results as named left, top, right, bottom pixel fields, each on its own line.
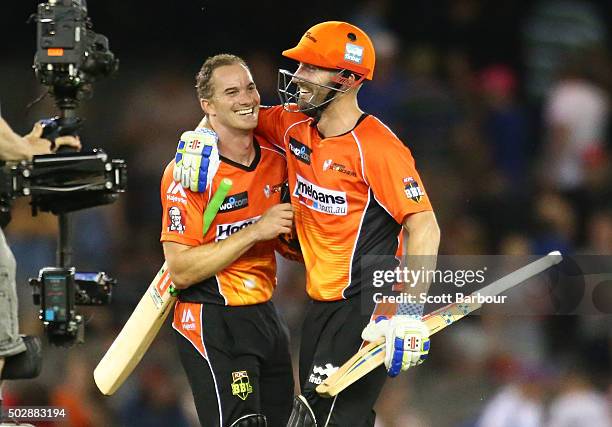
left=167, top=206, right=186, bottom=233
left=403, top=177, right=424, bottom=203
left=231, top=371, right=253, bottom=400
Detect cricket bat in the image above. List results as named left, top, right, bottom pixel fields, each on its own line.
left=94, top=178, right=233, bottom=395
left=316, top=251, right=563, bottom=397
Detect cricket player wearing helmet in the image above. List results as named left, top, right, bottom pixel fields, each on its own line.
left=172, top=22, right=440, bottom=426
left=264, top=21, right=440, bottom=426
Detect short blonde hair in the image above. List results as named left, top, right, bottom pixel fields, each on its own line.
left=195, top=54, right=248, bottom=99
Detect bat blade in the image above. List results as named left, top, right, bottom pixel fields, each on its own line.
left=94, top=262, right=175, bottom=395
left=94, top=177, right=233, bottom=395
left=316, top=251, right=562, bottom=397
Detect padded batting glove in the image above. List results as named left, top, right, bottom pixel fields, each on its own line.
left=361, top=315, right=430, bottom=377
left=173, top=128, right=220, bottom=192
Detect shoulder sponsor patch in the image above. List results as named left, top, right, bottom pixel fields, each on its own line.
left=344, top=43, right=364, bottom=64
left=293, top=174, right=347, bottom=215
left=219, top=191, right=249, bottom=213
left=403, top=177, right=424, bottom=202
left=167, top=206, right=186, bottom=233
left=288, top=137, right=312, bottom=165
left=166, top=181, right=187, bottom=205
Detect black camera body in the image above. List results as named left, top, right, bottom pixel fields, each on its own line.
left=0, top=149, right=126, bottom=215
left=34, top=0, right=118, bottom=107
left=5, top=0, right=126, bottom=346
left=30, top=268, right=116, bottom=346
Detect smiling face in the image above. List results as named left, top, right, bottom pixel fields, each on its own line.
left=291, top=63, right=337, bottom=114
left=201, top=63, right=261, bottom=131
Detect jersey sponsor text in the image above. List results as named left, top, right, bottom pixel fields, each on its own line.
left=293, top=175, right=348, bottom=215
left=219, top=191, right=249, bottom=213
left=216, top=216, right=261, bottom=241
left=288, top=137, right=312, bottom=165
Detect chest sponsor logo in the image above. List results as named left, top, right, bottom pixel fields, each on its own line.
left=288, top=137, right=312, bottom=165
left=403, top=177, right=424, bottom=203
left=263, top=182, right=284, bottom=198
left=216, top=216, right=261, bottom=241
left=293, top=174, right=347, bottom=216
left=323, top=159, right=357, bottom=177
left=166, top=181, right=187, bottom=205
left=219, top=191, right=249, bottom=213
left=308, top=363, right=339, bottom=385
left=167, top=206, right=186, bottom=234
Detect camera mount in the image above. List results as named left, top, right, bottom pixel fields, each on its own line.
left=9, top=0, right=125, bottom=346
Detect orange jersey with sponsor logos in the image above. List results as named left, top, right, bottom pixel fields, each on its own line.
left=160, top=137, right=287, bottom=306
left=256, top=106, right=433, bottom=301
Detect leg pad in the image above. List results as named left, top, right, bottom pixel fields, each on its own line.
left=287, top=395, right=317, bottom=427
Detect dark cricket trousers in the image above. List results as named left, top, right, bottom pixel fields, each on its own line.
left=299, top=295, right=387, bottom=426
left=174, top=300, right=294, bottom=427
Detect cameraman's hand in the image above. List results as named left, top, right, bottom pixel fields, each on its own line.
left=250, top=204, right=293, bottom=242
left=23, top=123, right=81, bottom=158
left=54, top=134, right=81, bottom=152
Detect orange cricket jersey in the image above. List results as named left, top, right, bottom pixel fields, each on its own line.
left=256, top=106, right=433, bottom=301
left=160, top=137, right=287, bottom=306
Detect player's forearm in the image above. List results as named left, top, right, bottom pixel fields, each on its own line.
left=402, top=210, right=440, bottom=295
left=164, top=226, right=261, bottom=289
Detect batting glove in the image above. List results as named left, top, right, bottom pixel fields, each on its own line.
left=361, top=315, right=430, bottom=377
left=173, top=128, right=220, bottom=192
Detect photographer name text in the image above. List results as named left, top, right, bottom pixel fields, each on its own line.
left=373, top=292, right=507, bottom=304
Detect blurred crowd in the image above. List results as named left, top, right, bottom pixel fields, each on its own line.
left=1, top=0, right=611, bottom=426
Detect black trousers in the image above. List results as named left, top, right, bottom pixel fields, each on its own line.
left=174, top=301, right=294, bottom=427
left=299, top=296, right=387, bottom=426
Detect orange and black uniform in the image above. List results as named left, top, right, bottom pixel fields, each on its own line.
left=161, top=137, right=294, bottom=427
left=256, top=106, right=434, bottom=425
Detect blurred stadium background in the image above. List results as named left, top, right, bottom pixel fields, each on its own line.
left=1, top=0, right=611, bottom=426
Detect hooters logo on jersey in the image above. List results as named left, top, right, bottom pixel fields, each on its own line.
left=216, top=216, right=261, bottom=241
left=288, top=138, right=312, bottom=165
left=293, top=175, right=348, bottom=216
left=403, top=177, right=424, bottom=203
